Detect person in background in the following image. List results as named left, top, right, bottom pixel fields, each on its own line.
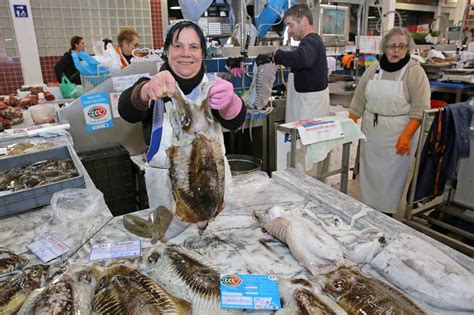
left=115, top=27, right=140, bottom=68
left=54, top=36, right=85, bottom=84
left=119, top=19, right=245, bottom=161
left=349, top=27, right=430, bottom=216
left=257, top=3, right=329, bottom=122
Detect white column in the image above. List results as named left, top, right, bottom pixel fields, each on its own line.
left=382, top=0, right=396, bottom=34
left=8, top=0, right=43, bottom=85
left=453, top=0, right=467, bottom=23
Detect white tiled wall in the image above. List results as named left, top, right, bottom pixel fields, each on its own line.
left=0, top=1, right=17, bottom=57
left=0, top=0, right=153, bottom=57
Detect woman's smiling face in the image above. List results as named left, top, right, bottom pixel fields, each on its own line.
left=167, top=27, right=203, bottom=79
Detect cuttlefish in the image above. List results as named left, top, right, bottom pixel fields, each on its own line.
left=124, top=82, right=226, bottom=243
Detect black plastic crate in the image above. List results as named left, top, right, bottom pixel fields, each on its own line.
left=77, top=145, right=137, bottom=216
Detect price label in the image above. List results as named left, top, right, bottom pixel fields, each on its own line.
left=27, top=235, right=70, bottom=263
left=89, top=240, right=141, bottom=261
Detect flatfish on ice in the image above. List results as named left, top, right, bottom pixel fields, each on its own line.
left=371, top=233, right=474, bottom=311
left=0, top=248, right=28, bottom=276
left=277, top=277, right=347, bottom=315
left=141, top=244, right=241, bottom=315
left=317, top=267, right=426, bottom=314
left=0, top=264, right=48, bottom=314
left=92, top=262, right=190, bottom=315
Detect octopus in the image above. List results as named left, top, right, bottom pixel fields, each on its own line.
left=92, top=261, right=190, bottom=314
left=124, top=82, right=225, bottom=242
left=141, top=244, right=241, bottom=315
left=317, top=267, right=426, bottom=314
left=0, top=248, right=28, bottom=276
left=0, top=264, right=49, bottom=314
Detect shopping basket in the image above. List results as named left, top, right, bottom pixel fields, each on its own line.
left=80, top=65, right=111, bottom=93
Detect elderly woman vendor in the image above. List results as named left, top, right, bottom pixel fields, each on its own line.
left=119, top=20, right=246, bottom=162
left=349, top=27, right=430, bottom=215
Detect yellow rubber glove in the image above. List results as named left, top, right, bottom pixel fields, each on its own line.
left=349, top=113, right=359, bottom=123
left=396, top=119, right=421, bottom=155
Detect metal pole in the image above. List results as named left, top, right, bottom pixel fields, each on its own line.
left=290, top=129, right=297, bottom=168
left=340, top=142, right=351, bottom=194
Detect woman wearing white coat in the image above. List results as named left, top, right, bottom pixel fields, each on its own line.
left=349, top=27, right=430, bottom=215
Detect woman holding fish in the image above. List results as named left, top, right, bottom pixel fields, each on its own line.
left=118, top=20, right=246, bottom=241
left=349, top=27, right=430, bottom=215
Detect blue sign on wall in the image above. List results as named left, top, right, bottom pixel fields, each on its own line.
left=13, top=5, right=28, bottom=18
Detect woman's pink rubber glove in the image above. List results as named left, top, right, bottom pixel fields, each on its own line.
left=208, top=79, right=242, bottom=120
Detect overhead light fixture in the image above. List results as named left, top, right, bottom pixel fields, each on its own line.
left=170, top=6, right=181, bottom=10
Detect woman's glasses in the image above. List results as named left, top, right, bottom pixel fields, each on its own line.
left=129, top=42, right=140, bottom=48
left=386, top=44, right=408, bottom=51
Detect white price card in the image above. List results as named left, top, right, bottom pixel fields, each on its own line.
left=89, top=240, right=141, bottom=261
left=296, top=118, right=344, bottom=145
left=27, top=235, right=70, bottom=263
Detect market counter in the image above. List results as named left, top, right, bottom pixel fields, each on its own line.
left=0, top=135, right=113, bottom=265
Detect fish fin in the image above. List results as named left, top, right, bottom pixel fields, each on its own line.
left=149, top=206, right=173, bottom=244
left=123, top=214, right=152, bottom=238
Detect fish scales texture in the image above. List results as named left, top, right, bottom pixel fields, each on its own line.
left=0, top=248, right=28, bottom=275
left=0, top=265, right=48, bottom=315
left=320, top=268, right=426, bottom=315
left=166, top=82, right=225, bottom=230
left=92, top=265, right=190, bottom=315
left=168, top=134, right=225, bottom=224
left=371, top=233, right=474, bottom=311
left=142, top=245, right=240, bottom=315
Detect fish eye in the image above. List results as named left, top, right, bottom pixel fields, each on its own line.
left=333, top=280, right=345, bottom=292
left=147, top=252, right=160, bottom=264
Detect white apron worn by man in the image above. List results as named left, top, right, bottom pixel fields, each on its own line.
left=285, top=73, right=331, bottom=174
left=360, top=64, right=419, bottom=213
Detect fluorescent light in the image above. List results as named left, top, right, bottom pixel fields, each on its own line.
left=170, top=6, right=181, bottom=10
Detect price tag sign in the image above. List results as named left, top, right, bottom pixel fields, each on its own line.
left=220, top=274, right=281, bottom=310
left=89, top=240, right=141, bottom=261
left=27, top=235, right=70, bottom=263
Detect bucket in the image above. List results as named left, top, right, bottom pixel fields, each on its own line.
left=431, top=100, right=447, bottom=109
left=226, top=154, right=262, bottom=176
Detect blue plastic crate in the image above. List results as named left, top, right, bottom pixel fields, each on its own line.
left=0, top=146, right=86, bottom=218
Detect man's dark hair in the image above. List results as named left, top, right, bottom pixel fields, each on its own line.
left=163, top=20, right=206, bottom=61
left=284, top=4, right=313, bottom=25
left=70, top=36, right=83, bottom=51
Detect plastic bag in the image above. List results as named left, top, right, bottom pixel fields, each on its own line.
left=59, top=76, right=83, bottom=99
left=71, top=51, right=110, bottom=76
left=51, top=188, right=104, bottom=221
left=93, top=42, right=121, bottom=73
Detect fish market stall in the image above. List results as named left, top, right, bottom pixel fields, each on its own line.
left=60, top=169, right=474, bottom=314
left=0, top=135, right=113, bottom=266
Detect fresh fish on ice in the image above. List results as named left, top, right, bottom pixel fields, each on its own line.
left=141, top=244, right=241, bottom=315
left=277, top=277, right=346, bottom=315
left=304, top=209, right=385, bottom=264
left=17, top=264, right=96, bottom=315
left=371, top=233, right=474, bottom=311
left=92, top=261, right=191, bottom=314
left=317, top=267, right=426, bottom=314
left=0, top=264, right=48, bottom=314
left=255, top=205, right=347, bottom=275
left=0, top=248, right=28, bottom=276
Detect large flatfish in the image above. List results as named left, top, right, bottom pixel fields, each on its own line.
left=141, top=244, right=241, bottom=315
left=167, top=83, right=225, bottom=231
left=317, top=267, right=426, bottom=314
left=0, top=248, right=28, bottom=276
left=255, top=206, right=347, bottom=275
left=0, top=265, right=48, bottom=314
left=17, top=265, right=96, bottom=315
left=277, top=277, right=346, bottom=315
left=371, top=233, right=474, bottom=311
left=92, top=262, right=190, bottom=314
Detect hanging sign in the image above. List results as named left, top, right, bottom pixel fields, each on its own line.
left=13, top=4, right=28, bottom=18
left=81, top=92, right=113, bottom=131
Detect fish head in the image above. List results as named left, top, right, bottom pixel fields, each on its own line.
left=318, top=268, right=356, bottom=300
left=278, top=276, right=314, bottom=305
left=23, top=264, right=49, bottom=284
left=140, top=244, right=167, bottom=274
